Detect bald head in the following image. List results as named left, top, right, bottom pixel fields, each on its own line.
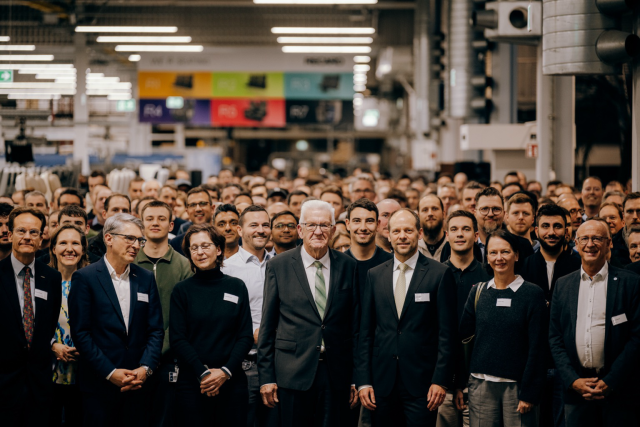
left=267, top=202, right=288, bottom=219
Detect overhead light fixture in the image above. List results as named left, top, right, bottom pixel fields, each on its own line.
left=128, top=54, right=141, bottom=62
left=115, top=45, right=203, bottom=52
left=35, top=74, right=77, bottom=80
left=87, top=83, right=132, bottom=89
left=75, top=26, right=178, bottom=33
left=8, top=93, right=61, bottom=100
left=86, top=73, right=105, bottom=79
left=272, top=27, right=375, bottom=34
left=107, top=93, right=133, bottom=100
left=282, top=46, right=371, bottom=53
left=276, top=37, right=373, bottom=44
left=353, top=84, right=366, bottom=91
left=87, top=89, right=132, bottom=95
left=354, top=64, right=371, bottom=72
left=87, top=77, right=121, bottom=83
left=20, top=69, right=77, bottom=75
left=0, top=55, right=54, bottom=61
left=96, top=36, right=192, bottom=43
left=0, top=36, right=10, bottom=42
left=0, top=88, right=76, bottom=94
left=353, top=75, right=367, bottom=83
left=10, top=64, right=74, bottom=70
left=256, top=0, right=377, bottom=4
left=354, top=55, right=371, bottom=63
left=0, top=82, right=75, bottom=89
left=0, top=45, right=36, bottom=51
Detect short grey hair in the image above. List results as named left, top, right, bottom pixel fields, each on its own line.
left=25, top=190, right=49, bottom=208
left=300, top=200, right=335, bottom=225
left=349, top=174, right=376, bottom=193
left=103, top=213, right=144, bottom=242
left=141, top=180, right=159, bottom=192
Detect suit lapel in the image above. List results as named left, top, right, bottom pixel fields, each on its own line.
left=0, top=258, right=26, bottom=342
left=291, top=247, right=321, bottom=320
left=33, top=271, right=47, bottom=333
left=128, top=268, right=139, bottom=331
left=568, top=272, right=580, bottom=340
left=96, top=259, right=126, bottom=328
left=382, top=260, right=397, bottom=321
left=323, top=250, right=340, bottom=318
left=400, top=255, right=430, bottom=320
left=604, top=268, right=618, bottom=352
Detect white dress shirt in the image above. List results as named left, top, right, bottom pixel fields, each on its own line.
left=300, top=246, right=331, bottom=300
left=104, top=256, right=131, bottom=333
left=471, top=275, right=524, bottom=383
left=392, top=250, right=420, bottom=296
left=222, top=246, right=272, bottom=333
left=11, top=253, right=36, bottom=316
left=546, top=261, right=556, bottom=289
left=576, top=264, right=608, bottom=370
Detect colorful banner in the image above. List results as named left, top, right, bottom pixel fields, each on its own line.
left=139, top=98, right=211, bottom=125
left=285, top=100, right=354, bottom=125
left=212, top=72, right=284, bottom=99
left=138, top=72, right=212, bottom=98
left=284, top=73, right=354, bottom=100
left=211, top=99, right=285, bottom=127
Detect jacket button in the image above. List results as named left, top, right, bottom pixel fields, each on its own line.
left=321, top=325, right=325, bottom=329
left=316, top=346, right=321, bottom=351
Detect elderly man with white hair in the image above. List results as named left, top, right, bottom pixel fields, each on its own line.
left=258, top=200, right=361, bottom=427
left=142, top=180, right=161, bottom=199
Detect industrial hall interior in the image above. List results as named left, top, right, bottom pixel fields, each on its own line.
left=2, top=1, right=640, bottom=427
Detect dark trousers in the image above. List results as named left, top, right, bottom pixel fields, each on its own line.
left=246, top=361, right=280, bottom=427
left=81, top=388, right=147, bottom=427
left=49, top=383, right=83, bottom=427
left=564, top=395, right=639, bottom=427
left=540, top=369, right=565, bottom=427
left=147, top=361, right=178, bottom=427
left=279, top=360, right=351, bottom=427
left=2, top=387, right=51, bottom=427
left=176, top=370, right=248, bottom=426
left=372, top=373, right=436, bottom=427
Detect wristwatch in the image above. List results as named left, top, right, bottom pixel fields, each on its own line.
left=141, top=365, right=153, bottom=377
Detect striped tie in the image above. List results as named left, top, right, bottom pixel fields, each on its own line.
left=313, top=261, right=327, bottom=318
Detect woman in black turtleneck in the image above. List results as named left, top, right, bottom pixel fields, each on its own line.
left=170, top=223, right=253, bottom=426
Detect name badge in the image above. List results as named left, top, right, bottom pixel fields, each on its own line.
left=612, top=313, right=628, bottom=326
left=496, top=298, right=512, bottom=307
left=224, top=293, right=239, bottom=304
left=137, top=292, right=149, bottom=303
left=34, top=289, right=47, bottom=300
left=415, top=293, right=430, bottom=302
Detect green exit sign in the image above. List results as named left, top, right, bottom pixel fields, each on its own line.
left=166, top=96, right=184, bottom=109
left=0, top=70, right=13, bottom=83
left=116, top=99, right=135, bottom=112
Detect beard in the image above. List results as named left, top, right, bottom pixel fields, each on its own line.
left=539, top=235, right=565, bottom=253
left=422, top=219, right=444, bottom=240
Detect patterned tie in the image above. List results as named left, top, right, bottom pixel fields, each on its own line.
left=395, top=263, right=409, bottom=317
left=22, top=266, right=34, bottom=345
left=313, top=261, right=327, bottom=318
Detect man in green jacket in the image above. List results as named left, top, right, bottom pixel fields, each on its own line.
left=135, top=200, right=193, bottom=427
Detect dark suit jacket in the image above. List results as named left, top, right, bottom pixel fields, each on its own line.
left=169, top=233, right=186, bottom=256
left=521, top=249, right=582, bottom=303
left=69, top=257, right=164, bottom=394
left=355, top=253, right=458, bottom=397
left=0, top=256, right=62, bottom=409
left=549, top=265, right=640, bottom=403
left=625, top=260, right=640, bottom=275
left=257, top=246, right=360, bottom=392
left=87, top=230, right=107, bottom=261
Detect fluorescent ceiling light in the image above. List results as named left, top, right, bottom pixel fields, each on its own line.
left=353, top=93, right=364, bottom=99
left=87, top=73, right=105, bottom=78
left=354, top=64, right=370, bottom=72
left=353, top=75, right=367, bottom=83
left=282, top=46, right=371, bottom=53
left=97, top=36, right=192, bottom=43
left=115, top=45, right=203, bottom=52
left=0, top=45, right=36, bottom=51
left=0, top=36, right=10, bottom=42
left=87, top=77, right=121, bottom=83
left=0, top=88, right=75, bottom=94
left=0, top=55, right=54, bottom=61
left=0, top=82, right=75, bottom=89
left=22, top=69, right=76, bottom=75
left=354, top=84, right=366, bottom=91
left=353, top=98, right=363, bottom=106
left=75, top=26, right=178, bottom=33
left=272, top=27, right=375, bottom=34
left=87, top=89, right=132, bottom=95
left=107, top=94, right=133, bottom=100
left=277, top=37, right=373, bottom=44
left=10, top=64, right=74, bottom=70
left=128, top=54, right=141, bottom=62
left=35, top=74, right=77, bottom=79
left=8, top=94, right=61, bottom=100
left=256, top=0, right=377, bottom=4
left=354, top=56, right=371, bottom=63
left=87, top=82, right=131, bottom=89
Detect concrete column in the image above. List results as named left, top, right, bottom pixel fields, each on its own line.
left=73, top=33, right=90, bottom=175
left=128, top=122, right=153, bottom=156
left=536, top=44, right=553, bottom=185
left=491, top=43, right=518, bottom=124
left=414, top=0, right=431, bottom=137
left=175, top=123, right=186, bottom=152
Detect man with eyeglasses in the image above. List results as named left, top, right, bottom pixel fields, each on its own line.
left=611, top=192, right=640, bottom=266
left=0, top=207, right=62, bottom=426
left=258, top=200, right=360, bottom=427
left=135, top=201, right=193, bottom=427
left=222, top=205, right=279, bottom=427
left=558, top=195, right=584, bottom=240
left=88, top=194, right=132, bottom=261
left=474, top=187, right=533, bottom=272
left=169, top=187, right=214, bottom=256
left=69, top=213, right=163, bottom=427
left=271, top=210, right=299, bottom=255
left=350, top=175, right=377, bottom=203
left=549, top=219, right=640, bottom=427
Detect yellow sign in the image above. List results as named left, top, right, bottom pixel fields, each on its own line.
left=138, top=72, right=212, bottom=98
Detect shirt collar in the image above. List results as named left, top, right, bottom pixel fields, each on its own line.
left=393, top=249, right=420, bottom=271
left=104, top=256, right=130, bottom=280
left=301, top=245, right=330, bottom=269
left=580, top=263, right=609, bottom=282
left=487, top=275, right=524, bottom=292
left=11, top=253, right=35, bottom=277
left=238, top=246, right=272, bottom=264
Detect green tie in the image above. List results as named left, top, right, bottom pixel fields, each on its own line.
left=395, top=263, right=409, bottom=317
left=313, top=261, right=327, bottom=318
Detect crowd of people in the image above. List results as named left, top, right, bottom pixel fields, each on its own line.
left=2, top=165, right=640, bottom=427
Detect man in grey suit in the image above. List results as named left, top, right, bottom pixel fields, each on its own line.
left=258, top=200, right=360, bottom=427
left=549, top=219, right=640, bottom=427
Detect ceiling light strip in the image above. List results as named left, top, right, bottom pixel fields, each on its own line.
left=276, top=37, right=373, bottom=44
left=272, top=27, right=375, bottom=34
left=75, top=26, right=178, bottom=33
left=114, top=45, right=203, bottom=52
left=96, top=36, right=192, bottom=43
left=282, top=46, right=371, bottom=53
